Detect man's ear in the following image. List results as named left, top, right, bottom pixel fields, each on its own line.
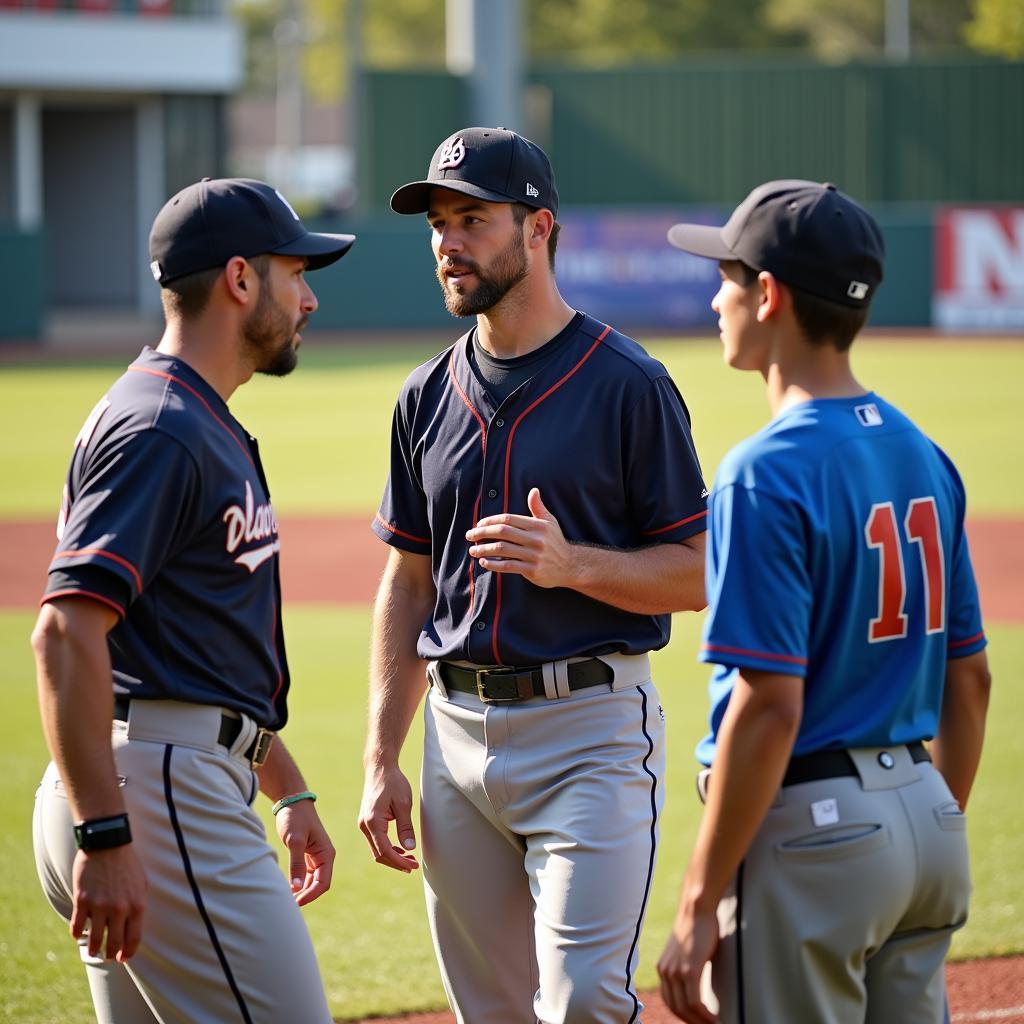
left=527, top=208, right=554, bottom=251
left=756, top=270, right=783, bottom=323
left=223, top=256, right=254, bottom=306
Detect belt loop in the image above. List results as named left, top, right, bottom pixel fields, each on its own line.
left=553, top=659, right=571, bottom=700
left=427, top=661, right=448, bottom=700
left=229, top=714, right=258, bottom=761
left=541, top=662, right=559, bottom=701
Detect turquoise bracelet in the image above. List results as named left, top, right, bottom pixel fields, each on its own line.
left=271, top=790, right=317, bottom=816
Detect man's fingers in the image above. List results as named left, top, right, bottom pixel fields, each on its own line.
left=103, top=912, right=127, bottom=963
left=478, top=557, right=532, bottom=575
left=118, top=907, right=144, bottom=963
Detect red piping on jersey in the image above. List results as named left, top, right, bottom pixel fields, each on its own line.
left=269, top=589, right=285, bottom=709
left=642, top=509, right=709, bottom=536
left=127, top=366, right=255, bottom=468
left=492, top=325, right=611, bottom=665
left=447, top=350, right=488, bottom=624
left=374, top=512, right=430, bottom=546
left=41, top=589, right=126, bottom=619
left=54, top=547, right=144, bottom=595
left=948, top=631, right=985, bottom=650
left=702, top=642, right=808, bottom=666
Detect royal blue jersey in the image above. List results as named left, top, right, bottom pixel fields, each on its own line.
left=697, top=393, right=986, bottom=764
left=42, top=348, right=290, bottom=729
left=373, top=314, right=708, bottom=666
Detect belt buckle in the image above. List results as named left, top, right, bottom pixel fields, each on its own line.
left=250, top=728, right=275, bottom=768
left=475, top=667, right=533, bottom=704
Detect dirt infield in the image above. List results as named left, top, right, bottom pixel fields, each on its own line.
left=342, top=955, right=1024, bottom=1022
left=1, top=515, right=1021, bottom=622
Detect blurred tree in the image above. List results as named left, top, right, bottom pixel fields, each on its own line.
left=965, top=0, right=1024, bottom=58
left=234, top=0, right=996, bottom=102
left=528, top=0, right=799, bottom=62
left=765, top=0, right=974, bottom=61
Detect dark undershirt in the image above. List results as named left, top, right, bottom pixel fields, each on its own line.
left=469, top=311, right=585, bottom=405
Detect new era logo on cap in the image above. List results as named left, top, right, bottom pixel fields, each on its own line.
left=526, top=182, right=540, bottom=198
left=848, top=281, right=869, bottom=300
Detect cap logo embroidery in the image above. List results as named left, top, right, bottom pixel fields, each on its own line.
left=848, top=280, right=869, bottom=300
left=274, top=189, right=301, bottom=221
left=526, top=182, right=540, bottom=198
left=437, top=137, right=466, bottom=170
left=150, top=261, right=162, bottom=282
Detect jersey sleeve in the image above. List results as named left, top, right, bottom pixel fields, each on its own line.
left=371, top=392, right=432, bottom=554
left=700, top=484, right=811, bottom=677
left=43, top=429, right=200, bottom=612
left=945, top=523, right=987, bottom=659
left=624, top=375, right=708, bottom=543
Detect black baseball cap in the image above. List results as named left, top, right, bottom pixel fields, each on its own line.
left=667, top=180, right=884, bottom=307
left=149, top=177, right=355, bottom=286
left=390, top=127, right=559, bottom=217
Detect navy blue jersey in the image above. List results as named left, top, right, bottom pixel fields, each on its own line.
left=373, top=314, right=708, bottom=665
left=43, top=348, right=290, bottom=729
left=696, top=393, right=986, bottom=764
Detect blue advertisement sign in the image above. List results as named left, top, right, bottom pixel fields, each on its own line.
left=555, top=207, right=726, bottom=330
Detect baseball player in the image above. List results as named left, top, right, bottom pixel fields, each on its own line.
left=657, top=180, right=992, bottom=1024
left=31, top=178, right=354, bottom=1024
left=357, top=126, right=708, bottom=1024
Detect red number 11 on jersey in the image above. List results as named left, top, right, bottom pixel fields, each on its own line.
left=865, top=497, right=946, bottom=643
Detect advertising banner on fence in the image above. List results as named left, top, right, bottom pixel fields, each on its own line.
left=555, top=208, right=723, bottom=329
left=934, top=207, right=1024, bottom=332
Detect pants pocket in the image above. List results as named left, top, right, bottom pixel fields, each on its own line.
left=934, top=800, right=967, bottom=831
left=775, top=823, right=891, bottom=863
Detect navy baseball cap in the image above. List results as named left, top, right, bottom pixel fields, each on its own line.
left=390, top=127, right=559, bottom=217
left=149, top=177, right=355, bottom=286
left=667, top=180, right=884, bottom=307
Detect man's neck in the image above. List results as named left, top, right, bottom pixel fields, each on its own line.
left=764, top=342, right=866, bottom=418
left=156, top=319, right=250, bottom=403
left=475, top=273, right=576, bottom=359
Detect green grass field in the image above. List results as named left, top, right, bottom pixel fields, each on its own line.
left=1, top=336, right=1021, bottom=1022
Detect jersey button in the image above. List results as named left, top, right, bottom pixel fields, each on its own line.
left=488, top=488, right=498, bottom=499
left=495, top=418, right=505, bottom=428
left=475, top=620, right=486, bottom=631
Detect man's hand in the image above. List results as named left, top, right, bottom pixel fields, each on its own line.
left=274, top=799, right=336, bottom=906
left=358, top=765, right=419, bottom=873
left=71, top=844, right=147, bottom=963
left=657, top=903, right=719, bottom=1024
left=467, top=487, right=573, bottom=589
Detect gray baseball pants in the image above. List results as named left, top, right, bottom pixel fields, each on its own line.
left=32, top=699, right=333, bottom=1024
left=702, top=745, right=971, bottom=1024
left=421, top=653, right=664, bottom=1024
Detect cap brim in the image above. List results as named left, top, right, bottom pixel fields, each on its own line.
left=273, top=230, right=356, bottom=271
left=390, top=179, right=523, bottom=215
left=666, top=223, right=734, bottom=260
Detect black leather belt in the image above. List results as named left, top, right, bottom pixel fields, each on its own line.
left=113, top=696, right=274, bottom=767
left=437, top=658, right=614, bottom=703
left=782, top=741, right=931, bottom=787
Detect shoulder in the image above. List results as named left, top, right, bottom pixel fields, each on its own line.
left=395, top=342, right=461, bottom=406
left=584, top=317, right=672, bottom=385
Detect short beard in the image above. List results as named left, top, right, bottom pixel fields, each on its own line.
left=243, top=286, right=302, bottom=377
left=436, top=228, right=529, bottom=317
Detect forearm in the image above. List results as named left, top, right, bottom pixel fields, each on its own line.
left=931, top=650, right=991, bottom=810
left=567, top=537, right=706, bottom=614
left=364, top=553, right=435, bottom=770
left=254, top=737, right=308, bottom=804
left=32, top=600, right=122, bottom=822
left=679, top=672, right=803, bottom=915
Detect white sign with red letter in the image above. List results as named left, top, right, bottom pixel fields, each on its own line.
left=934, top=207, right=1024, bottom=331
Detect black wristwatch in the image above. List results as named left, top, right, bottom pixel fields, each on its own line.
left=73, top=813, right=132, bottom=851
